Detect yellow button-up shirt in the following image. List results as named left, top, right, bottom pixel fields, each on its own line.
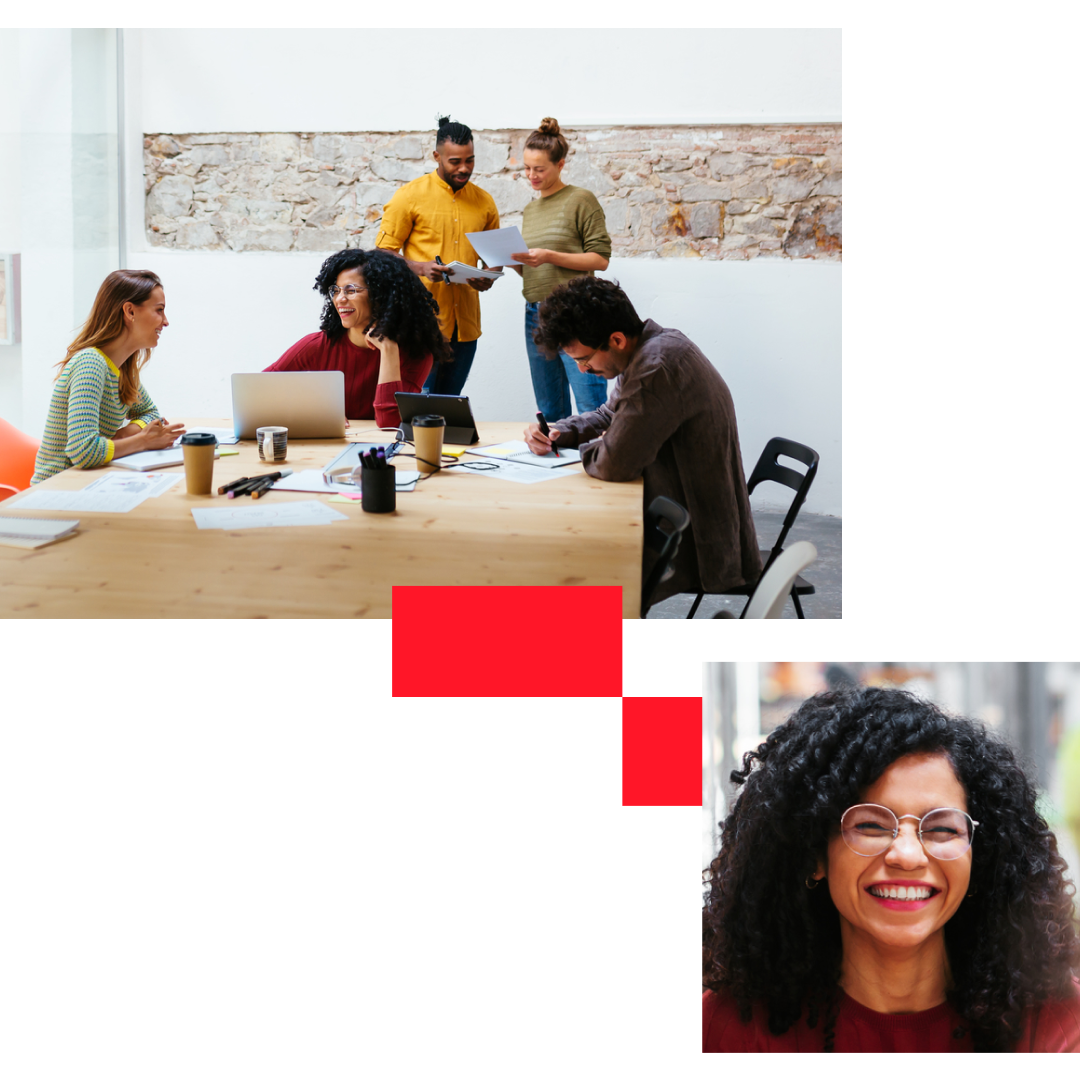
left=376, top=171, right=500, bottom=343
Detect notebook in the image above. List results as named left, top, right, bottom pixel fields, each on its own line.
left=112, top=447, right=222, bottom=471
left=0, top=515, right=80, bottom=549
left=467, top=440, right=581, bottom=469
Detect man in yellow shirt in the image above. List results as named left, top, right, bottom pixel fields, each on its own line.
left=376, top=117, right=501, bottom=396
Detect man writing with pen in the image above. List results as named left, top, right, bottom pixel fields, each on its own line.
left=376, top=116, right=502, bottom=397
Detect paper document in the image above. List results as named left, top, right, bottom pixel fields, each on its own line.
left=469, top=440, right=581, bottom=469
left=176, top=426, right=239, bottom=445
left=10, top=472, right=167, bottom=513
left=190, top=499, right=348, bottom=530
left=272, top=468, right=421, bottom=495
left=440, top=261, right=504, bottom=285
left=455, top=459, right=579, bottom=485
left=465, top=225, right=530, bottom=267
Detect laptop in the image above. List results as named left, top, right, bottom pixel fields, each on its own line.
left=231, top=372, right=347, bottom=439
left=395, top=392, right=480, bottom=445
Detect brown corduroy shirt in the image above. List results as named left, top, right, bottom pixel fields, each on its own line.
left=552, top=320, right=761, bottom=602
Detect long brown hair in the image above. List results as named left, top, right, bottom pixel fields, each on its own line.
left=57, top=270, right=163, bottom=405
left=524, top=117, right=569, bottom=164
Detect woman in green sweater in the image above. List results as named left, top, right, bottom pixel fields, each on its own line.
left=32, top=270, right=186, bottom=483
left=512, top=117, right=612, bottom=422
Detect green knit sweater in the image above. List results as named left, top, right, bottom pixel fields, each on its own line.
left=520, top=185, right=612, bottom=304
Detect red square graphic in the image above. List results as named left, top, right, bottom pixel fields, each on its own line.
left=392, top=586, right=623, bottom=697
left=622, top=697, right=702, bottom=806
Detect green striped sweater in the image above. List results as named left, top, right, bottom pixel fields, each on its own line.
left=32, top=347, right=159, bottom=483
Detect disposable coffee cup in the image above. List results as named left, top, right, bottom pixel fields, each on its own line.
left=257, top=425, right=288, bottom=463
left=181, top=431, right=217, bottom=494
left=412, top=414, right=445, bottom=475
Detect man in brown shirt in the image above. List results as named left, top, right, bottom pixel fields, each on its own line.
left=524, top=277, right=760, bottom=605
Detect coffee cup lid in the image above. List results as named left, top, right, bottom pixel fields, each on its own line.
left=412, top=414, right=446, bottom=428
left=180, top=432, right=218, bottom=446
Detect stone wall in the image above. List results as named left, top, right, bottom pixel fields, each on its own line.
left=143, top=124, right=841, bottom=261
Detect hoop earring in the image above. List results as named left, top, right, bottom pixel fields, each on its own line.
left=806, top=876, right=823, bottom=890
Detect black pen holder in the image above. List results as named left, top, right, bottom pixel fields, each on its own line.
left=360, top=465, right=396, bottom=514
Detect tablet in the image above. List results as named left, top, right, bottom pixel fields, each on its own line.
left=394, top=392, right=480, bottom=445
left=231, top=372, right=346, bottom=439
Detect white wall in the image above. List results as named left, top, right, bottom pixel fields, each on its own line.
left=10, top=28, right=842, bottom=516
left=140, top=28, right=842, bottom=131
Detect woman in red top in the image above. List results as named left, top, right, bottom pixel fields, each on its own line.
left=703, top=686, right=1080, bottom=1052
left=266, top=248, right=451, bottom=429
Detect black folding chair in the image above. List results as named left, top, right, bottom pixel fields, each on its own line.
left=641, top=496, right=691, bottom=618
left=686, top=437, right=819, bottom=619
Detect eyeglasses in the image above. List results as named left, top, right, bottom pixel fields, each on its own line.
left=329, top=285, right=368, bottom=299
left=840, top=803, right=979, bottom=861
left=567, top=347, right=599, bottom=370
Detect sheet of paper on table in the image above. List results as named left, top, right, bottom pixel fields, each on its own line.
left=271, top=468, right=421, bottom=495
left=469, top=440, right=581, bottom=468
left=10, top=472, right=175, bottom=513
left=455, top=457, right=583, bottom=483
left=190, top=499, right=348, bottom=530
left=170, top=425, right=238, bottom=442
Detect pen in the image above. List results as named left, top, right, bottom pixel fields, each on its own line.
left=435, top=254, right=448, bottom=281
left=218, top=475, right=252, bottom=495
left=536, top=411, right=560, bottom=457
left=250, top=478, right=276, bottom=499
left=226, top=469, right=292, bottom=498
left=227, top=478, right=263, bottom=498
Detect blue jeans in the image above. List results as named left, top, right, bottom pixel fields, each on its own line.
left=423, top=330, right=478, bottom=396
left=524, top=301, right=609, bottom=423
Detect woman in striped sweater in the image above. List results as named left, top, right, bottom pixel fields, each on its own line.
left=32, top=270, right=186, bottom=483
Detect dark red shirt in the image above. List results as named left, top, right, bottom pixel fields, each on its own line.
left=703, top=983, right=1080, bottom=1052
left=265, top=332, right=432, bottom=429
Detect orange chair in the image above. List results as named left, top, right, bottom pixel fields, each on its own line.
left=0, top=416, right=40, bottom=501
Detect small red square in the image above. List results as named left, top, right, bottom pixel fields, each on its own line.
left=622, top=697, right=702, bottom=806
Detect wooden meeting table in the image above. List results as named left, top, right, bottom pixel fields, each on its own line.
left=0, top=421, right=643, bottom=618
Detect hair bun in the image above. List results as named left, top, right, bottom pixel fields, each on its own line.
left=539, top=117, right=561, bottom=135
left=437, top=115, right=451, bottom=127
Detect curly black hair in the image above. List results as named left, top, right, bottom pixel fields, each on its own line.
left=534, top=277, right=645, bottom=359
left=314, top=249, right=451, bottom=365
left=702, top=686, right=1080, bottom=1052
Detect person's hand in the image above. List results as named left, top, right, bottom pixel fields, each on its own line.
left=511, top=249, right=549, bottom=268
left=524, top=422, right=560, bottom=456
left=143, top=418, right=185, bottom=450
left=468, top=276, right=495, bottom=291
left=418, top=260, right=448, bottom=282
left=362, top=329, right=397, bottom=352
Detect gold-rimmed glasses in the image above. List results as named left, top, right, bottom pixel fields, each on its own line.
left=840, top=803, right=979, bottom=861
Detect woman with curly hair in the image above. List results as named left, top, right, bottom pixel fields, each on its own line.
left=703, top=685, right=1080, bottom=1052
left=265, top=248, right=450, bottom=429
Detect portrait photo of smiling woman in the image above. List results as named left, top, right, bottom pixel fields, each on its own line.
left=702, top=684, right=1080, bottom=1052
